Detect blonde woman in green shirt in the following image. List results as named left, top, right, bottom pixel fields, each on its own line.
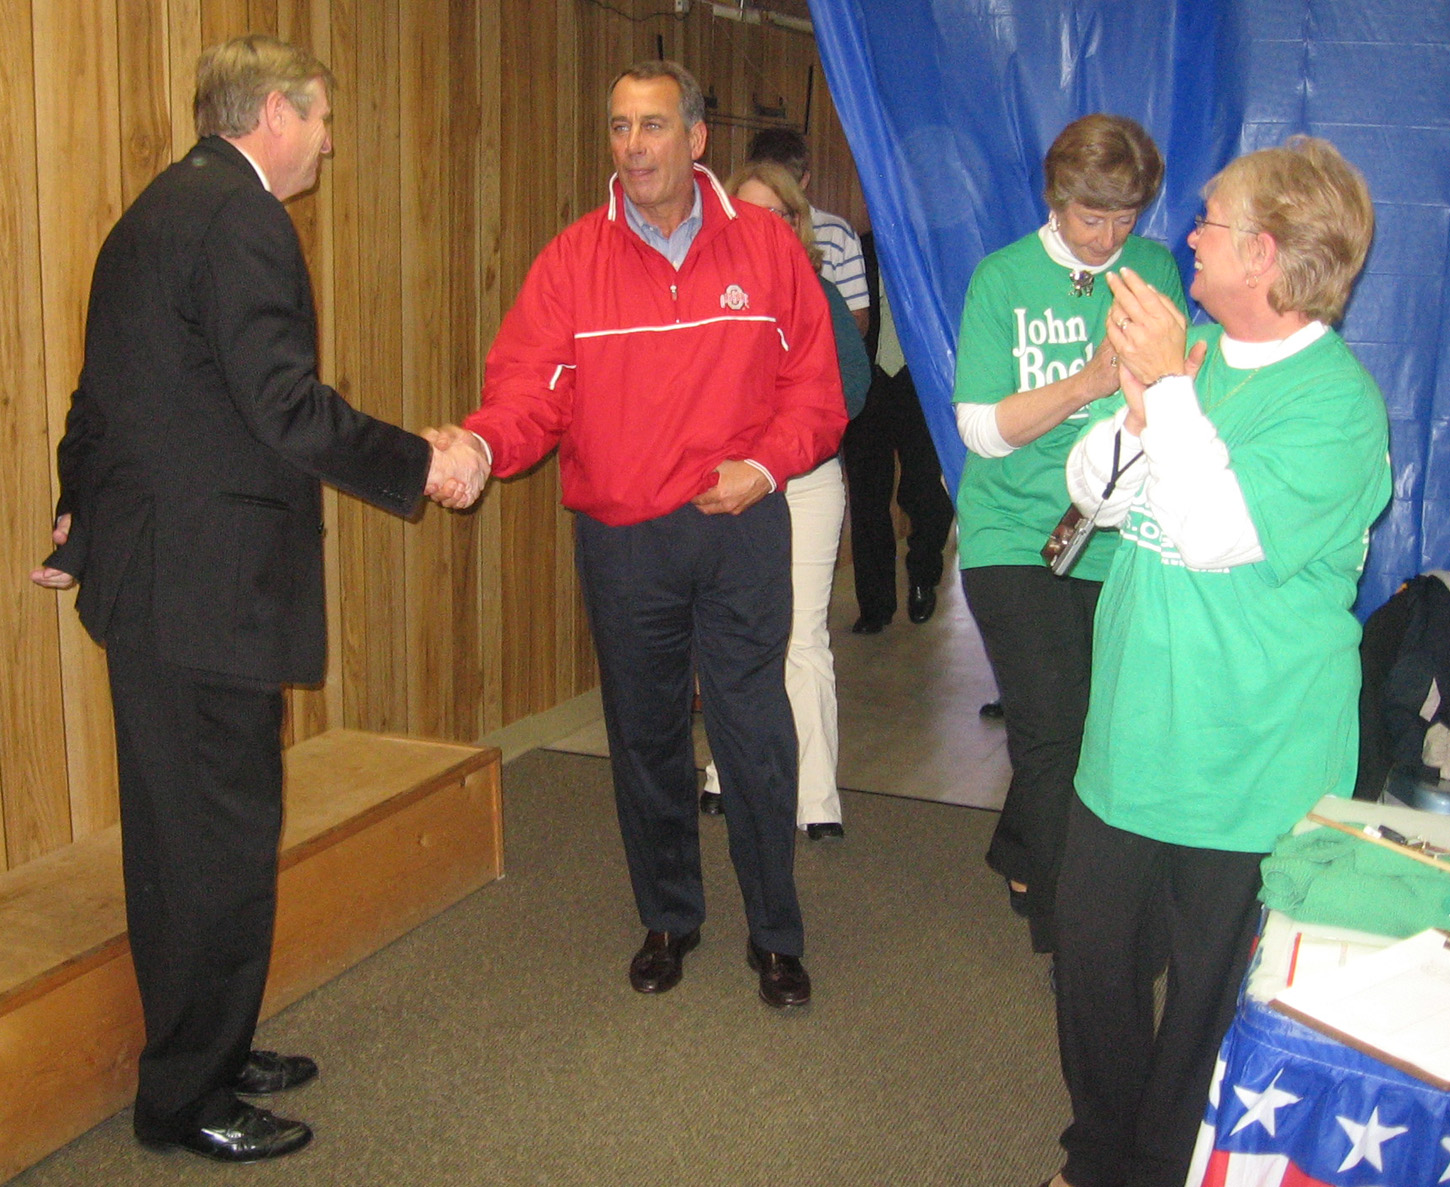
left=952, top=114, right=1184, bottom=956
left=1044, top=137, right=1389, bottom=1187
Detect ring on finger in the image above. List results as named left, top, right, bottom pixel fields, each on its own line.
left=1118, top=317, right=1131, bottom=331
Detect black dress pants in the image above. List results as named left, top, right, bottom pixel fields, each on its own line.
left=961, top=564, right=1099, bottom=952
left=106, top=639, right=285, bottom=1135
left=1053, top=796, right=1264, bottom=1187
left=574, top=496, right=804, bottom=956
left=842, top=366, right=954, bottom=623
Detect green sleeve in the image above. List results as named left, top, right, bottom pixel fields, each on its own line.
left=952, top=255, right=1018, bottom=407
left=821, top=276, right=870, bottom=419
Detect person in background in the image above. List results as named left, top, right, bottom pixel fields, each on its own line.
left=454, top=62, right=846, bottom=1008
left=747, top=127, right=869, bottom=336
left=29, top=35, right=482, bottom=1163
left=1044, top=135, right=1389, bottom=1187
left=697, top=161, right=870, bottom=841
left=843, top=230, right=956, bottom=633
left=952, top=115, right=1184, bottom=956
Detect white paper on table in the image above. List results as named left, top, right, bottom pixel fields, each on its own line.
left=1271, top=928, right=1450, bottom=1090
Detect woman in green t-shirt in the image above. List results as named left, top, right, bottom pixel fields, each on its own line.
left=1043, top=138, right=1389, bottom=1187
left=951, top=115, right=1184, bottom=955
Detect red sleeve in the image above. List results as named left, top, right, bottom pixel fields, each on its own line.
left=462, top=236, right=576, bottom=477
left=739, top=229, right=848, bottom=484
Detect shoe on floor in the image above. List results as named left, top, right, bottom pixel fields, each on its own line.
left=231, top=1050, right=318, bottom=1095
left=851, top=614, right=889, bottom=634
left=805, top=822, right=845, bottom=841
left=907, top=583, right=937, bottom=624
left=979, top=700, right=1004, bottom=719
left=698, top=790, right=723, bottom=816
left=628, top=927, right=701, bottom=994
left=136, top=1100, right=312, bottom=1163
left=746, top=938, right=811, bottom=1007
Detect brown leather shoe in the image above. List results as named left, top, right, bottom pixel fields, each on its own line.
left=628, top=927, right=701, bottom=994
left=747, top=938, right=811, bottom=1007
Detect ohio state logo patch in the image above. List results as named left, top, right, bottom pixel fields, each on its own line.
left=720, top=284, right=750, bottom=311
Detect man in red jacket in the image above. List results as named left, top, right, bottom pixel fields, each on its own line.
left=453, top=60, right=845, bottom=1007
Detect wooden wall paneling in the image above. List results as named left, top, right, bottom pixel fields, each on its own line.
left=331, top=0, right=410, bottom=734
left=248, top=0, right=280, bottom=35
left=399, top=0, right=454, bottom=739
left=116, top=0, right=172, bottom=209
left=0, top=0, right=67, bottom=874
left=497, top=0, right=557, bottom=724
left=32, top=0, right=125, bottom=860
left=550, top=0, right=586, bottom=703
left=445, top=0, right=488, bottom=742
left=166, top=0, right=204, bottom=159
left=201, top=0, right=252, bottom=43
left=474, top=0, right=504, bottom=737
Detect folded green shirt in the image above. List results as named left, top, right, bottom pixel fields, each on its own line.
left=1259, top=826, right=1450, bottom=937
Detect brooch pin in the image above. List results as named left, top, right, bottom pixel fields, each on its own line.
left=1069, top=270, right=1094, bottom=298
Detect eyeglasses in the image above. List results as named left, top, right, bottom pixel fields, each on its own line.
left=1193, top=214, right=1235, bottom=233
left=765, top=206, right=796, bottom=222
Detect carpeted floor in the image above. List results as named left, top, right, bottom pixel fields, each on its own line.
left=14, top=749, right=1066, bottom=1187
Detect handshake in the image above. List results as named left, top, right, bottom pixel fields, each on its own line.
left=422, top=425, right=492, bottom=510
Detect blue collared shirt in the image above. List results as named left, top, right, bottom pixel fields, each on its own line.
left=622, top=183, right=703, bottom=270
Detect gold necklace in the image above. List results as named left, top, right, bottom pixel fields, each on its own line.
left=1202, top=345, right=1260, bottom=414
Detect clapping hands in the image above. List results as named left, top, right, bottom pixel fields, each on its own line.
left=422, top=425, right=491, bottom=509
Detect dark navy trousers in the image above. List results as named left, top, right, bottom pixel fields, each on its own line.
left=575, top=494, right=804, bottom=956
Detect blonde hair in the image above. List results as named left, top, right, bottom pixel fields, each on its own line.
left=194, top=34, right=333, bottom=139
left=1207, top=135, right=1374, bottom=323
left=724, top=160, right=822, bottom=271
left=1044, top=113, right=1163, bottom=214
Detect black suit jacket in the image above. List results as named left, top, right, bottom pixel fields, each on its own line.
left=50, top=137, right=430, bottom=685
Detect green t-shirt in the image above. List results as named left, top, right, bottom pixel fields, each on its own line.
left=1075, top=326, right=1392, bottom=851
left=952, top=230, right=1185, bottom=578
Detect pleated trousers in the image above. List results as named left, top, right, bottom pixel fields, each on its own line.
left=574, top=495, right=804, bottom=956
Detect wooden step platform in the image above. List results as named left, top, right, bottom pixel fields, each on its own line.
left=0, top=728, right=501, bottom=1182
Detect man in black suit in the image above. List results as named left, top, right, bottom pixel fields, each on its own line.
left=31, top=35, right=484, bottom=1163
left=842, top=231, right=955, bottom=632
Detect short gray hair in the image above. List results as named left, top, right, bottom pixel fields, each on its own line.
left=194, top=34, right=334, bottom=139
left=1208, top=136, right=1374, bottom=324
left=608, top=60, right=706, bottom=128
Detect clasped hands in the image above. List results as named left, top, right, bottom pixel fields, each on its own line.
left=422, top=425, right=491, bottom=510
left=1104, top=268, right=1208, bottom=433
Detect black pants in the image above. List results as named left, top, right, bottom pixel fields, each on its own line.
left=106, top=639, right=284, bottom=1135
left=1053, top=796, right=1264, bottom=1187
left=574, top=497, right=804, bottom=956
left=842, top=366, right=954, bottom=623
left=961, top=564, right=1099, bottom=952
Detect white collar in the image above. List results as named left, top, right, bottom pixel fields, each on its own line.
left=231, top=142, right=272, bottom=193
left=1038, top=222, right=1122, bottom=274
left=1219, top=320, right=1326, bottom=369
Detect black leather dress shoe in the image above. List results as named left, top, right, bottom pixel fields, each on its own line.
left=907, top=583, right=937, bottom=624
left=851, top=614, right=889, bottom=634
left=805, top=822, right=844, bottom=841
left=698, top=790, right=723, bottom=816
left=628, top=927, right=701, bottom=994
left=232, top=1050, right=319, bottom=1095
left=137, top=1101, right=312, bottom=1163
left=746, top=939, right=811, bottom=1007
left=979, top=700, right=1005, bottom=719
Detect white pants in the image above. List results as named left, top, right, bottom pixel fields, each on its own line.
left=705, top=457, right=846, bottom=827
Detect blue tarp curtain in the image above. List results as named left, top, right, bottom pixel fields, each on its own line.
left=809, top=0, right=1450, bottom=616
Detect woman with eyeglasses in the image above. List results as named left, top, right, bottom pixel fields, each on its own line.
left=696, top=161, right=869, bottom=841
left=1042, top=137, right=1390, bottom=1187
left=951, top=115, right=1185, bottom=956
